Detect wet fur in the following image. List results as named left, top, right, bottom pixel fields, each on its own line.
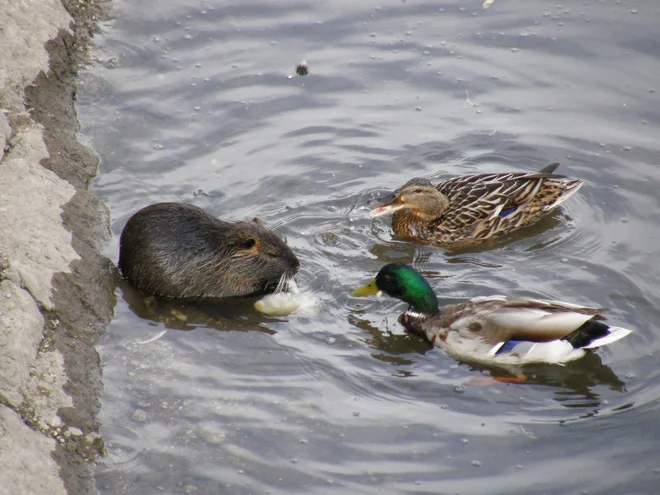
left=119, top=203, right=299, bottom=299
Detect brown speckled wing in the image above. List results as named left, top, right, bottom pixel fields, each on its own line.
left=432, top=171, right=581, bottom=243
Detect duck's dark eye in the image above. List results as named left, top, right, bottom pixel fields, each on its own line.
left=240, top=238, right=256, bottom=249
left=413, top=188, right=423, bottom=194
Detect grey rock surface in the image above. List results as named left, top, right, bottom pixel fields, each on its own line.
left=0, top=0, right=115, bottom=494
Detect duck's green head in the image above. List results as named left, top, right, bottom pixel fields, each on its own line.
left=351, top=263, right=439, bottom=315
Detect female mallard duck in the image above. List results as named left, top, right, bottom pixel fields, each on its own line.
left=351, top=263, right=631, bottom=366
left=370, top=163, right=584, bottom=247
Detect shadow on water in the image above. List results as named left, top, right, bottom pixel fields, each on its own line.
left=368, top=209, right=569, bottom=262
left=118, top=280, right=278, bottom=334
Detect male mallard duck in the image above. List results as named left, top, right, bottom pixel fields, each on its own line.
left=351, top=263, right=632, bottom=366
left=370, top=163, right=584, bottom=247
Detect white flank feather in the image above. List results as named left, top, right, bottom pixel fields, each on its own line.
left=519, top=340, right=585, bottom=363
left=487, top=339, right=586, bottom=364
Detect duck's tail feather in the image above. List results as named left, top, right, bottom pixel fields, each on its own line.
left=563, top=318, right=632, bottom=349
left=537, top=162, right=561, bottom=175
left=543, top=178, right=585, bottom=211
left=582, top=326, right=632, bottom=349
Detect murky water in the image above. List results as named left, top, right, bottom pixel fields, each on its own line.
left=78, top=1, right=660, bottom=493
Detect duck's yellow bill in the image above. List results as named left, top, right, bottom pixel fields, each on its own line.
left=350, top=279, right=379, bottom=297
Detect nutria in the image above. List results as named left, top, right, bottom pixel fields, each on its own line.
left=118, top=203, right=299, bottom=299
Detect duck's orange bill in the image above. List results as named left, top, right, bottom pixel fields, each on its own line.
left=369, top=200, right=406, bottom=218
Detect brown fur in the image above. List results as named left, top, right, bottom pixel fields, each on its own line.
left=119, top=203, right=299, bottom=299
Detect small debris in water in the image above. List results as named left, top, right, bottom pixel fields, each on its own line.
left=453, top=384, right=466, bottom=393
left=471, top=460, right=482, bottom=467
left=518, top=425, right=537, bottom=439
left=464, top=89, right=477, bottom=107
left=136, top=330, right=168, bottom=345
left=296, top=60, right=309, bottom=76
left=198, top=423, right=226, bottom=444
left=170, top=309, right=187, bottom=321
left=131, top=409, right=149, bottom=422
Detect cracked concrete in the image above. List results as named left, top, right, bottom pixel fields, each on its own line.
left=0, top=0, right=115, bottom=494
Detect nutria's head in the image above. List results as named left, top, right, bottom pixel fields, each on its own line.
left=118, top=203, right=300, bottom=300
left=211, top=218, right=300, bottom=297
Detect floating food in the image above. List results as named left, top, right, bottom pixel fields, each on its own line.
left=255, top=279, right=319, bottom=316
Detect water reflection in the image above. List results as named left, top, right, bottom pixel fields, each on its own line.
left=119, top=281, right=277, bottom=333
left=83, top=0, right=660, bottom=493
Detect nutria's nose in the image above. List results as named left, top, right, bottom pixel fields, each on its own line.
left=279, top=245, right=300, bottom=272
left=287, top=250, right=301, bottom=272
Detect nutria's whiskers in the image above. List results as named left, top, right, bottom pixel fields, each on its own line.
left=274, top=273, right=287, bottom=294
left=274, top=270, right=299, bottom=294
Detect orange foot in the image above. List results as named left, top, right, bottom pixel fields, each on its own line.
left=465, top=374, right=528, bottom=386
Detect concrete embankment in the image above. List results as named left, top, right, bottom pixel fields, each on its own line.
left=0, top=1, right=115, bottom=493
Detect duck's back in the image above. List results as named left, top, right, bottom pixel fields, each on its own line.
left=430, top=170, right=584, bottom=245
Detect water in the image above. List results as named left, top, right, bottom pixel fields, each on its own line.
left=78, top=1, right=660, bottom=493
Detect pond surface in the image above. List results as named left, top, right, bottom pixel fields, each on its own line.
left=78, top=0, right=660, bottom=493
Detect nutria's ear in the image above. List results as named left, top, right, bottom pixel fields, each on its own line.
left=252, top=217, right=264, bottom=226
left=238, top=237, right=257, bottom=250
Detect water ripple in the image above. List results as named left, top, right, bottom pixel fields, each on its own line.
left=84, top=0, right=660, bottom=493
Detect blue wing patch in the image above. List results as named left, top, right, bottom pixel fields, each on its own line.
left=499, top=206, right=518, bottom=218
left=495, top=340, right=525, bottom=355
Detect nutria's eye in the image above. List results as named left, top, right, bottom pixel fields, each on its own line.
left=240, top=238, right=256, bottom=249
left=413, top=188, right=423, bottom=194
